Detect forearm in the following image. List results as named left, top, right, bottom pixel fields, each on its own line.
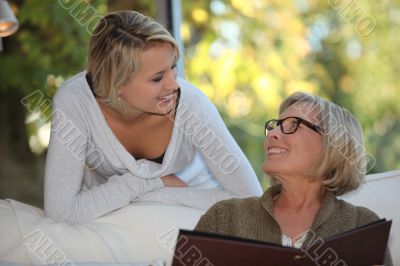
left=45, top=172, right=163, bottom=224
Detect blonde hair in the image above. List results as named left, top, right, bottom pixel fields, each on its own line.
left=279, top=92, right=368, bottom=195
left=86, top=10, right=179, bottom=111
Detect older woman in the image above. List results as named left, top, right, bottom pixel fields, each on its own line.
left=195, top=92, right=392, bottom=265
left=44, top=10, right=262, bottom=224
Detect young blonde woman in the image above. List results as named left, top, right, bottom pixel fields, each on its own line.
left=44, top=11, right=262, bottom=224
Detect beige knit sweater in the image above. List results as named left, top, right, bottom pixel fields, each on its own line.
left=195, top=185, right=393, bottom=266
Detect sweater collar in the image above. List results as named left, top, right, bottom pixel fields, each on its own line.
left=260, top=184, right=337, bottom=231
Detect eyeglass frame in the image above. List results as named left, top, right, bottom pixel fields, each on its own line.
left=264, top=116, right=322, bottom=136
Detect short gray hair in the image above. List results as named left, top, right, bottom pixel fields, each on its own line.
left=86, top=10, right=179, bottom=111
left=279, top=92, right=368, bottom=195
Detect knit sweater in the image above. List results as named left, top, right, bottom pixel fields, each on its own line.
left=44, top=71, right=263, bottom=224
left=195, top=185, right=393, bottom=265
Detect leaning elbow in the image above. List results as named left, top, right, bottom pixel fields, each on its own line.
left=44, top=203, right=85, bottom=224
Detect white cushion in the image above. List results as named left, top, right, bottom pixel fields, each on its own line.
left=0, top=200, right=204, bottom=265
left=0, top=200, right=31, bottom=265
left=339, top=170, right=400, bottom=265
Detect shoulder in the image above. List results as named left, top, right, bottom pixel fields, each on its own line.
left=177, top=77, right=208, bottom=98
left=53, top=71, right=88, bottom=104
left=195, top=197, right=261, bottom=233
left=177, top=77, right=217, bottom=111
left=211, top=197, right=261, bottom=213
left=335, top=198, right=380, bottom=225
left=51, top=71, right=91, bottom=128
left=176, top=77, right=226, bottom=133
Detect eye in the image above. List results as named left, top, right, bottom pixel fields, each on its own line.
left=171, top=63, right=177, bottom=70
left=152, top=75, right=163, bottom=82
left=282, top=118, right=298, bottom=129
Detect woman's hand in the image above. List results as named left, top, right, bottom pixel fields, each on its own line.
left=161, top=174, right=188, bottom=187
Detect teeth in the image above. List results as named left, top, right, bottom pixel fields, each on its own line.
left=159, top=94, right=173, bottom=100
left=268, top=148, right=287, bottom=154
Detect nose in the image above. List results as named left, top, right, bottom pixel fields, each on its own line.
left=267, top=126, right=282, bottom=140
left=264, top=127, right=282, bottom=151
left=166, top=68, right=179, bottom=91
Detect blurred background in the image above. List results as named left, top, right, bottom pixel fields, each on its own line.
left=0, top=0, right=399, bottom=208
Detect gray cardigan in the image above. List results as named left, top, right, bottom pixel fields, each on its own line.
left=44, top=71, right=262, bottom=224
left=195, top=185, right=393, bottom=265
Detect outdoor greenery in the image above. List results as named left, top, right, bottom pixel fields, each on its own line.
left=182, top=0, right=400, bottom=186
left=0, top=0, right=398, bottom=204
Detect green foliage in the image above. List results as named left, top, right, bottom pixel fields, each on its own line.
left=0, top=0, right=107, bottom=95
left=0, top=0, right=107, bottom=154
left=182, top=0, right=400, bottom=183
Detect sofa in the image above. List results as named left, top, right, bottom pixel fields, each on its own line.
left=0, top=170, right=399, bottom=266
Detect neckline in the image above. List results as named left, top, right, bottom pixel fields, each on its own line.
left=282, top=232, right=308, bottom=248
left=82, top=71, right=183, bottom=173
left=261, top=184, right=336, bottom=226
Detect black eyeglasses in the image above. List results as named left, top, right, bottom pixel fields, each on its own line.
left=264, top=116, right=321, bottom=136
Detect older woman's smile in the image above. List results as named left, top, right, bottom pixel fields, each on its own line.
left=267, top=146, right=288, bottom=155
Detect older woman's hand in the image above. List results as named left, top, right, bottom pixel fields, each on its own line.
left=161, top=174, right=188, bottom=187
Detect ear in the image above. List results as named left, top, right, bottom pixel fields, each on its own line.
left=117, top=86, right=124, bottom=96
left=117, top=89, right=123, bottom=101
